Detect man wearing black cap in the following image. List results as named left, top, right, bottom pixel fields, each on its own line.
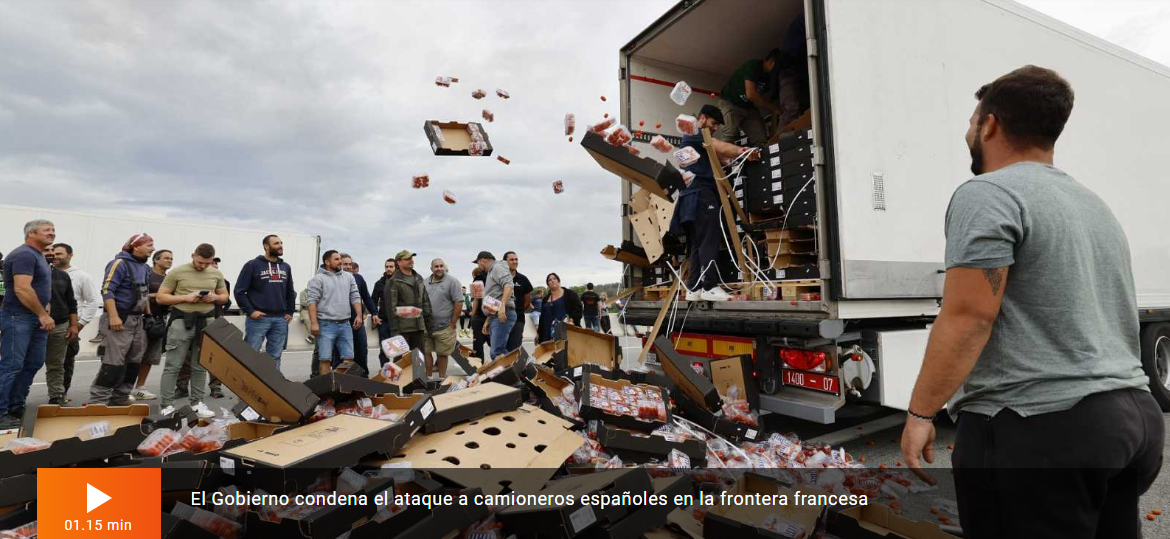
left=383, top=250, right=433, bottom=357
left=473, top=251, right=515, bottom=359
left=669, top=105, right=759, bottom=301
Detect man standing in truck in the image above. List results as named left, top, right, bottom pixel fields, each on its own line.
left=670, top=104, right=759, bottom=302
left=901, top=65, right=1163, bottom=538
left=716, top=48, right=783, bottom=145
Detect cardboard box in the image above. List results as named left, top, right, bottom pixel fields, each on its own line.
left=304, top=371, right=399, bottom=400
left=554, top=323, right=620, bottom=372
left=498, top=468, right=656, bottom=538
left=626, top=188, right=677, bottom=265
left=424, top=120, right=494, bottom=156
left=592, top=422, right=706, bottom=466
left=0, top=474, right=34, bottom=508
left=372, top=349, right=430, bottom=394
left=449, top=345, right=480, bottom=376
left=532, top=340, right=562, bottom=366
left=578, top=374, right=670, bottom=432
left=764, top=229, right=816, bottom=258
left=524, top=364, right=583, bottom=427
left=160, top=510, right=220, bottom=539
left=347, top=476, right=446, bottom=539
left=703, top=474, right=826, bottom=539
left=220, top=414, right=404, bottom=493
left=675, top=394, right=760, bottom=443
left=375, top=404, right=585, bottom=495
left=654, top=337, right=721, bottom=411
left=243, top=476, right=395, bottom=539
left=827, top=504, right=962, bottom=539
left=582, top=475, right=692, bottom=539
left=0, top=404, right=156, bottom=475
left=116, top=460, right=222, bottom=497
left=123, top=420, right=291, bottom=464
left=774, top=129, right=813, bottom=152
left=474, top=346, right=529, bottom=388
left=367, top=392, right=436, bottom=450
left=200, top=318, right=320, bottom=423
left=709, top=355, right=760, bottom=411
left=581, top=130, right=684, bottom=200
left=423, top=381, right=523, bottom=433
left=394, top=487, right=491, bottom=539
left=601, top=242, right=651, bottom=268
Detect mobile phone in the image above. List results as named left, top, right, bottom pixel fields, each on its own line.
left=199, top=290, right=210, bottom=296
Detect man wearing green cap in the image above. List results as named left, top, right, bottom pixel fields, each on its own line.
left=383, top=250, right=433, bottom=356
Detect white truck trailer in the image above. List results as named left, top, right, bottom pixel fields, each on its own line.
left=0, top=204, right=321, bottom=351
left=616, top=0, right=1170, bottom=422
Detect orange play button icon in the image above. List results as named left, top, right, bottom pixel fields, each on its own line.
left=38, top=468, right=160, bottom=538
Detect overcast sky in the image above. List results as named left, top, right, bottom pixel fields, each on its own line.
left=1, top=0, right=1167, bottom=287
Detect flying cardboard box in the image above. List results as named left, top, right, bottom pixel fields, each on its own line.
left=601, top=242, right=651, bottom=268
left=581, top=130, right=684, bottom=199
left=200, top=318, right=320, bottom=423
left=424, top=120, right=494, bottom=156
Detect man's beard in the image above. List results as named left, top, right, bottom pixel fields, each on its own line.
left=433, top=270, right=446, bottom=279
left=267, top=247, right=283, bottom=257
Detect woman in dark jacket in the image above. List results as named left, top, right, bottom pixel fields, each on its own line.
left=537, top=273, right=583, bottom=343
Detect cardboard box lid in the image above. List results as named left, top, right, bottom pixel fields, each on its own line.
left=653, top=337, right=721, bottom=411
left=709, top=355, right=760, bottom=411
left=533, top=340, right=563, bottom=366
left=378, top=404, right=585, bottom=495
left=200, top=318, right=320, bottom=423
left=303, top=371, right=399, bottom=400
left=423, top=381, right=523, bottom=432
left=706, top=474, right=826, bottom=537
left=222, top=414, right=396, bottom=468
left=560, top=324, right=619, bottom=371
left=830, top=505, right=961, bottom=539
left=22, top=403, right=151, bottom=441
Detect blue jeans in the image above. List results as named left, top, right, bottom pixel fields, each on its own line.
left=316, top=320, right=353, bottom=361
left=0, top=312, right=49, bottom=416
left=377, top=320, right=393, bottom=365
left=244, top=315, right=289, bottom=370
left=488, top=309, right=517, bottom=359
left=584, top=315, right=601, bottom=332
left=350, top=320, right=368, bottom=374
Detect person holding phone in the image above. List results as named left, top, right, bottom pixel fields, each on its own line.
left=155, top=243, right=229, bottom=411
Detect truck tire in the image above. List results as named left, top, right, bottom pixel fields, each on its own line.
left=1139, top=322, right=1170, bottom=412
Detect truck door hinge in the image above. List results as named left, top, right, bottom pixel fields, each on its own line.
left=806, top=37, right=818, bottom=58
left=812, top=145, right=825, bottom=166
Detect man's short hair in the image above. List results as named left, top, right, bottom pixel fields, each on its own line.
left=322, top=250, right=338, bottom=264
left=153, top=249, right=172, bottom=262
left=764, top=47, right=781, bottom=66
left=586, top=283, right=594, bottom=290
left=194, top=243, right=216, bottom=258
left=24, top=219, right=53, bottom=237
left=975, top=65, right=1074, bottom=151
left=386, top=258, right=395, bottom=264
left=262, top=234, right=279, bottom=246
left=339, top=253, right=352, bottom=261
left=53, top=243, right=73, bottom=255
left=351, top=262, right=360, bottom=271
left=503, top=251, right=518, bottom=261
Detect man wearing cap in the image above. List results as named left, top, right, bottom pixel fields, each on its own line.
left=383, top=250, right=433, bottom=357
left=670, top=105, right=760, bottom=302
left=473, top=251, right=515, bottom=359
left=89, top=233, right=154, bottom=405
left=156, top=243, right=229, bottom=410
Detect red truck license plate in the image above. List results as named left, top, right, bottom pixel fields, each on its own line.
left=783, top=369, right=839, bottom=394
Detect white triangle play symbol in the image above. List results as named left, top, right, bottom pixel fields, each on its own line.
left=86, top=483, right=111, bottom=513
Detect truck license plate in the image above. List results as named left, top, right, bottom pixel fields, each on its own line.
left=783, top=369, right=839, bottom=394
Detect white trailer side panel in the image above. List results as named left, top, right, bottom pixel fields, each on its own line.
left=0, top=204, right=321, bottom=301
left=824, top=0, right=1170, bottom=305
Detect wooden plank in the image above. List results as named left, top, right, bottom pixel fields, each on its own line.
left=701, top=128, right=752, bottom=284
left=637, top=266, right=686, bottom=366
left=608, top=286, right=643, bottom=305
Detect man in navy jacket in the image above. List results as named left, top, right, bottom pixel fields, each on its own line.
left=235, top=235, right=295, bottom=370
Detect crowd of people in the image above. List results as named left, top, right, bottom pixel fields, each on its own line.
left=0, top=227, right=616, bottom=428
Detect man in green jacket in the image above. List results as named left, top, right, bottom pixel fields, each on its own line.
left=383, top=250, right=434, bottom=354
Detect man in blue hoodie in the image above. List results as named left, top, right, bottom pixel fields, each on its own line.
left=90, top=233, right=154, bottom=405
left=236, top=235, right=295, bottom=371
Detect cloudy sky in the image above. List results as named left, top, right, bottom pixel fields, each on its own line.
left=1, top=0, right=1168, bottom=287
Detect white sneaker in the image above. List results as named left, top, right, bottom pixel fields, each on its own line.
left=127, top=394, right=137, bottom=402
left=700, top=287, right=733, bottom=301
left=131, top=388, right=157, bottom=400
left=685, top=289, right=703, bottom=301
left=191, top=402, right=216, bottom=420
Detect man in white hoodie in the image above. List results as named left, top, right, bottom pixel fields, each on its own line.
left=304, top=250, right=362, bottom=376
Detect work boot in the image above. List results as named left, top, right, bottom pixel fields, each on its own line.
left=0, top=414, right=21, bottom=430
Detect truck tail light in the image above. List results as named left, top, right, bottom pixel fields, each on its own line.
left=779, top=348, right=828, bottom=372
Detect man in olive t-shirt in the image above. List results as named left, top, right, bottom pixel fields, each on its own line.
left=716, top=49, right=782, bottom=145
left=155, top=243, right=229, bottom=409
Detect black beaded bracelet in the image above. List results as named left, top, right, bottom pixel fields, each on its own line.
left=907, top=409, right=936, bottom=422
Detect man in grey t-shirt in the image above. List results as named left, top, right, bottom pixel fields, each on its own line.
left=900, top=66, right=1162, bottom=538
left=473, top=251, right=514, bottom=359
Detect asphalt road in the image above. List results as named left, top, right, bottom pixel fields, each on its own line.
left=17, top=345, right=1170, bottom=536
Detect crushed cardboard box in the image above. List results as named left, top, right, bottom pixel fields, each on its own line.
left=200, top=319, right=320, bottom=423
